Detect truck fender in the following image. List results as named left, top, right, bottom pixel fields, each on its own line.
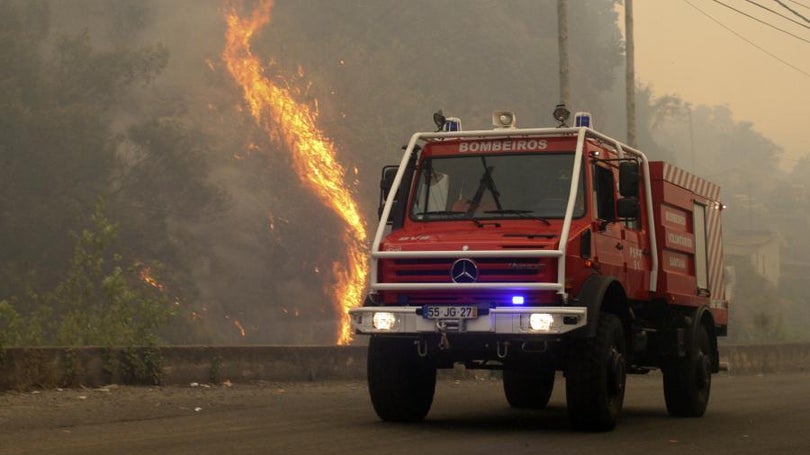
left=571, top=275, right=629, bottom=338
left=691, top=305, right=720, bottom=373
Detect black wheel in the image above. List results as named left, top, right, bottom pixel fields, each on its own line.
left=367, top=336, right=437, bottom=422
left=565, top=313, right=627, bottom=431
left=663, top=323, right=712, bottom=417
left=503, top=364, right=556, bottom=409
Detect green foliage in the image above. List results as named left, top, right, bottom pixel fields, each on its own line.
left=0, top=301, right=21, bottom=349
left=209, top=353, right=223, bottom=384
left=120, top=346, right=164, bottom=385
left=0, top=297, right=51, bottom=348
left=112, top=117, right=226, bottom=227
left=97, top=346, right=164, bottom=386
left=0, top=0, right=219, bottom=345
left=0, top=0, right=171, bottom=302
left=54, top=31, right=168, bottom=107
left=56, top=204, right=174, bottom=347
left=59, top=348, right=78, bottom=387
left=1, top=204, right=174, bottom=350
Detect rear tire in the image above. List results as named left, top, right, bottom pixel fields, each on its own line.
left=367, top=336, right=437, bottom=422
left=565, top=313, right=627, bottom=431
left=503, top=364, right=555, bottom=409
left=663, top=324, right=712, bottom=417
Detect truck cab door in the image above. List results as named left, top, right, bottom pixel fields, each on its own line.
left=617, top=161, right=651, bottom=298
left=591, top=163, right=625, bottom=280
left=620, top=218, right=651, bottom=299
left=590, top=161, right=651, bottom=296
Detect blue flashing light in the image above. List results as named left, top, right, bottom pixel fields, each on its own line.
left=511, top=295, right=525, bottom=305
left=443, top=117, right=462, bottom=132
left=574, top=112, right=592, bottom=128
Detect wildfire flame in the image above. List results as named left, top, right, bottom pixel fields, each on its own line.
left=222, top=0, right=368, bottom=344
left=140, top=266, right=166, bottom=292
left=234, top=319, right=247, bottom=337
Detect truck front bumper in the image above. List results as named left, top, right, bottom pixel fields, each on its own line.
left=349, top=306, right=587, bottom=335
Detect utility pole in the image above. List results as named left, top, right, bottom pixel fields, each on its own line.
left=625, top=0, right=637, bottom=147
left=687, top=104, right=696, bottom=170
left=557, top=0, right=570, bottom=107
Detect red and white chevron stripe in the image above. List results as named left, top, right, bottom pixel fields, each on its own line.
left=662, top=163, right=721, bottom=201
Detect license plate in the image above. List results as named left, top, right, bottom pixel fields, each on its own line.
left=423, top=305, right=478, bottom=319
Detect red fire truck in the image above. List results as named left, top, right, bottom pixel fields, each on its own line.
left=349, top=108, right=728, bottom=431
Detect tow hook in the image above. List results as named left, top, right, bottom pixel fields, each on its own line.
left=497, top=341, right=510, bottom=359
left=416, top=338, right=429, bottom=357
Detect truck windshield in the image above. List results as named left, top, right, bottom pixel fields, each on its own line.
left=411, top=153, right=585, bottom=222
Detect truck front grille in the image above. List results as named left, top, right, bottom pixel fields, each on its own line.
left=384, top=257, right=551, bottom=283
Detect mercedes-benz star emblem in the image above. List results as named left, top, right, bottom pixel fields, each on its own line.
left=450, top=258, right=478, bottom=283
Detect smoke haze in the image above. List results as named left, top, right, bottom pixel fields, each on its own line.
left=2, top=0, right=807, bottom=345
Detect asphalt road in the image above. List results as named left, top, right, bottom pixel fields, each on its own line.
left=1, top=372, right=809, bottom=454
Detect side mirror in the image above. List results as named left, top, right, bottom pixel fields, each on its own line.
left=617, top=197, right=640, bottom=219
left=580, top=228, right=592, bottom=258
left=619, top=161, right=640, bottom=198
left=379, top=166, right=399, bottom=220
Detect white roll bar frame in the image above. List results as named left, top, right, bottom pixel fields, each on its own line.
left=371, top=127, right=658, bottom=300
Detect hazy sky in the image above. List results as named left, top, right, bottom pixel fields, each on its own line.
left=630, top=0, right=809, bottom=169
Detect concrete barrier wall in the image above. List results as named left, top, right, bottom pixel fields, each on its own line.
left=720, top=343, right=810, bottom=375
left=0, top=346, right=368, bottom=390
left=1, top=343, right=808, bottom=390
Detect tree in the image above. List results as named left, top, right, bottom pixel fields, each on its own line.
left=0, top=1, right=168, bottom=298
left=0, top=0, right=220, bottom=344
left=1, top=203, right=173, bottom=348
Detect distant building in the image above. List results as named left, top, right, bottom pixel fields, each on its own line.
left=724, top=230, right=781, bottom=287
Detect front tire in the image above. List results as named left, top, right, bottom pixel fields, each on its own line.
left=565, top=313, right=627, bottom=431
left=663, top=323, right=712, bottom=417
left=367, top=336, right=437, bottom=422
left=503, top=364, right=556, bottom=409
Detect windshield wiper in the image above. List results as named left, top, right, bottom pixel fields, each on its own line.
left=466, top=158, right=502, bottom=215
left=483, top=209, right=532, bottom=214
left=483, top=209, right=551, bottom=226
left=420, top=210, right=467, bottom=217
left=420, top=210, right=498, bottom=228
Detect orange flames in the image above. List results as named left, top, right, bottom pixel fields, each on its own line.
left=140, top=266, right=166, bottom=292
left=234, top=319, right=247, bottom=337
left=222, top=0, right=368, bottom=344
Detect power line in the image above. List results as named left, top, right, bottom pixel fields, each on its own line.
left=776, top=0, right=810, bottom=23
left=744, top=0, right=810, bottom=28
left=709, top=0, right=810, bottom=44
left=681, top=0, right=810, bottom=78
left=786, top=0, right=810, bottom=11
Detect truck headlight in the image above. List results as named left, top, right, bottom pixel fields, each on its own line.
left=521, top=313, right=555, bottom=332
left=372, top=312, right=398, bottom=331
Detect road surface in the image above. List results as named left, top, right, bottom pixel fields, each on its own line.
left=1, top=372, right=808, bottom=454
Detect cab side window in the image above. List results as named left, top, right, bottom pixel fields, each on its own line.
left=593, top=164, right=616, bottom=222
